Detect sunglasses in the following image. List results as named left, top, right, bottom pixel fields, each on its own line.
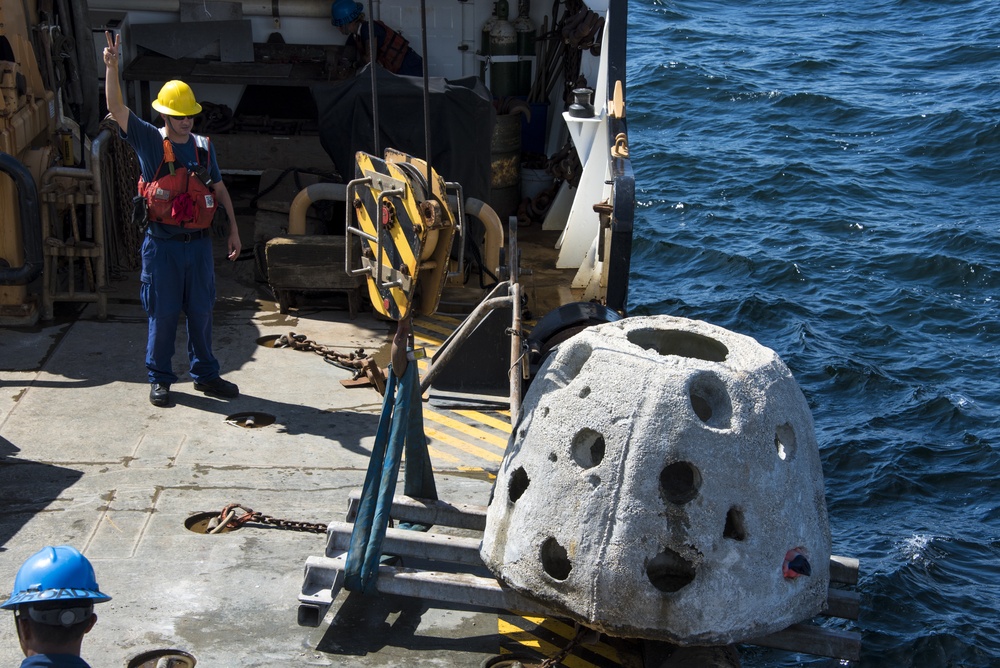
left=170, top=114, right=197, bottom=120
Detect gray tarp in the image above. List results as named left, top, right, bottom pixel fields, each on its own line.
left=312, top=66, right=494, bottom=204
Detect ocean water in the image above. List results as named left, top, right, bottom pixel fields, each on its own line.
left=625, top=1, right=1000, bottom=666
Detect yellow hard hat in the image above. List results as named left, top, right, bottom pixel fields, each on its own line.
left=151, top=80, right=202, bottom=117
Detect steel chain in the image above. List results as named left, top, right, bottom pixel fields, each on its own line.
left=273, top=331, right=386, bottom=391
left=274, top=331, right=368, bottom=365
left=215, top=503, right=328, bottom=534
left=539, top=625, right=589, bottom=668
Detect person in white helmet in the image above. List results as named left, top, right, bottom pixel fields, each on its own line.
left=2, top=545, right=111, bottom=668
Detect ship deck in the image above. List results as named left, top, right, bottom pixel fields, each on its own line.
left=0, top=181, right=632, bottom=668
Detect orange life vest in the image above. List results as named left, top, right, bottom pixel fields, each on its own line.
left=374, top=21, right=410, bottom=73
left=138, top=129, right=217, bottom=229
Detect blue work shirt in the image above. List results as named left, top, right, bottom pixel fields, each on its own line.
left=20, top=654, right=92, bottom=668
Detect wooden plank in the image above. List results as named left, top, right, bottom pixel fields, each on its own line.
left=747, top=623, right=861, bottom=662
left=830, top=554, right=859, bottom=585
left=823, top=588, right=860, bottom=621
left=326, top=521, right=483, bottom=565
left=346, top=491, right=489, bottom=531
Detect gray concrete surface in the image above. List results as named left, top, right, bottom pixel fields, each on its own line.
left=0, top=238, right=502, bottom=667
left=482, top=315, right=831, bottom=645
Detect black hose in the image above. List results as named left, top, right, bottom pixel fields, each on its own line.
left=0, top=152, right=44, bottom=285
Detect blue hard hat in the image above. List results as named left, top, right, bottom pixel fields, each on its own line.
left=1, top=546, right=111, bottom=610
left=331, top=0, right=363, bottom=27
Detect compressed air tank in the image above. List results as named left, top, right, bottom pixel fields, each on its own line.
left=488, top=0, right=518, bottom=98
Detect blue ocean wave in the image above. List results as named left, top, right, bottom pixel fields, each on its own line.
left=629, top=0, right=1000, bottom=663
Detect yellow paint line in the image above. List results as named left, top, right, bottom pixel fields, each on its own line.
left=425, top=427, right=503, bottom=463
left=426, top=445, right=460, bottom=464
left=497, top=619, right=605, bottom=668
left=415, top=319, right=459, bottom=337
left=457, top=466, right=496, bottom=480
left=452, top=409, right=512, bottom=433
left=418, top=313, right=464, bottom=326
left=413, top=332, right=445, bottom=347
left=424, top=410, right=509, bottom=450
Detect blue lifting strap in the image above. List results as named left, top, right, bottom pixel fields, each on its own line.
left=344, top=361, right=437, bottom=594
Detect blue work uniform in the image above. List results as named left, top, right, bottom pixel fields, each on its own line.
left=120, top=110, right=224, bottom=386
left=20, top=654, right=92, bottom=667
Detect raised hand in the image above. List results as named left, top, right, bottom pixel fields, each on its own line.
left=103, top=31, right=120, bottom=70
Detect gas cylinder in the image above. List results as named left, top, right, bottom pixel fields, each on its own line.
left=488, top=0, right=518, bottom=98
left=480, top=2, right=498, bottom=82
left=513, top=0, right=536, bottom=95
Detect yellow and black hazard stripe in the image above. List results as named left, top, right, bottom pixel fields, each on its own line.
left=353, top=152, right=427, bottom=321
left=498, top=614, right=637, bottom=668
left=411, top=312, right=509, bottom=471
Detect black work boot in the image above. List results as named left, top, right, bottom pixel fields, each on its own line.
left=149, top=383, right=171, bottom=407
left=194, top=376, right=239, bottom=398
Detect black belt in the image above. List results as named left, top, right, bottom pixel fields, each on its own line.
left=149, top=229, right=210, bottom=242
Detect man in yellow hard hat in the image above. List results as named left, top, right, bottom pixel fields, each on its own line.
left=103, top=31, right=242, bottom=407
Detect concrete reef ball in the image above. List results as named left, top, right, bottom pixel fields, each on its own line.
left=480, top=315, right=831, bottom=644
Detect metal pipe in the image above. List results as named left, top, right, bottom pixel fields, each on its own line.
left=88, top=0, right=330, bottom=18
left=509, top=280, right=523, bottom=426
left=0, top=153, right=44, bottom=284
left=344, top=176, right=374, bottom=278
left=419, top=282, right=513, bottom=394
left=287, top=182, right=348, bottom=235
left=461, top=197, right=503, bottom=280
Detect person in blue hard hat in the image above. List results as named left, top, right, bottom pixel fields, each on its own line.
left=2, top=546, right=111, bottom=668
left=331, top=0, right=424, bottom=76
left=103, top=31, right=242, bottom=408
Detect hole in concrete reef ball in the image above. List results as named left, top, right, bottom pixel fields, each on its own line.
left=775, top=422, right=797, bottom=461
left=571, top=428, right=605, bottom=468
left=509, top=466, right=530, bottom=503
left=548, top=452, right=558, bottom=462
left=688, top=373, right=733, bottom=429
left=626, top=328, right=729, bottom=362
left=723, top=507, right=747, bottom=541
left=578, top=385, right=591, bottom=398
left=660, top=461, right=701, bottom=504
left=690, top=394, right=713, bottom=422
left=646, top=548, right=696, bottom=593
left=540, top=536, right=572, bottom=581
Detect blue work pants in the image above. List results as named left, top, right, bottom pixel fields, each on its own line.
left=140, top=233, right=220, bottom=385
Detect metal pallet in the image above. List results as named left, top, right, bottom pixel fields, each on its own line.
left=299, top=491, right=862, bottom=663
